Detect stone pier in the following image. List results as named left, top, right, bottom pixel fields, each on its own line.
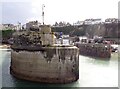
left=10, top=46, right=79, bottom=83
left=75, top=43, right=111, bottom=58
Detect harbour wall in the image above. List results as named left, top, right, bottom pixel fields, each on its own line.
left=75, top=43, right=111, bottom=58
left=10, top=46, right=79, bottom=83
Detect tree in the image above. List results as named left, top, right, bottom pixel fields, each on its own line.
left=54, top=22, right=59, bottom=26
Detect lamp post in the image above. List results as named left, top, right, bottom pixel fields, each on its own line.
left=42, top=4, right=45, bottom=25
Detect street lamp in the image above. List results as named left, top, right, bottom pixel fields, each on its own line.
left=42, top=4, right=45, bottom=25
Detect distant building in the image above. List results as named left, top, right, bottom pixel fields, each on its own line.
left=62, top=35, right=69, bottom=38
left=105, top=18, right=119, bottom=23
left=79, top=36, right=88, bottom=43
left=84, top=18, right=102, bottom=25
left=74, top=19, right=102, bottom=26
left=0, top=24, right=2, bottom=30
left=1, top=24, right=16, bottom=30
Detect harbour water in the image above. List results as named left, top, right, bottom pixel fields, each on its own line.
left=0, top=48, right=118, bottom=88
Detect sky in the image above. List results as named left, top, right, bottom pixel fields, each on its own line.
left=0, top=0, right=120, bottom=25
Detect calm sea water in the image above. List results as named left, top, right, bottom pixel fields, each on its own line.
left=0, top=49, right=118, bottom=88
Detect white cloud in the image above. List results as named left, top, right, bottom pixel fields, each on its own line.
left=31, top=8, right=38, bottom=14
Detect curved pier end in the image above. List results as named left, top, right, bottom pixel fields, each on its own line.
left=10, top=46, right=79, bottom=83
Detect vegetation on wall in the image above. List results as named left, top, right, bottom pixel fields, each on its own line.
left=2, top=29, right=14, bottom=38
left=52, top=25, right=87, bottom=36
left=1, top=29, right=15, bottom=43
left=52, top=23, right=120, bottom=38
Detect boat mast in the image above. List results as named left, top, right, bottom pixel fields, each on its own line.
left=42, top=4, right=45, bottom=25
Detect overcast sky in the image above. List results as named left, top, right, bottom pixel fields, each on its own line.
left=1, top=0, right=119, bottom=25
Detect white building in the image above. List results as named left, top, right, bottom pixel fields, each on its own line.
left=1, top=24, right=16, bottom=30
left=79, top=36, right=88, bottom=43
left=105, top=18, right=119, bottom=23
left=84, top=18, right=102, bottom=25
left=0, top=24, right=2, bottom=30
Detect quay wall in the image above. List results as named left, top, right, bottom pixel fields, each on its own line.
left=75, top=43, right=111, bottom=58
left=10, top=46, right=79, bottom=83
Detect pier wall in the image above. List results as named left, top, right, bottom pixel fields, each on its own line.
left=75, top=43, right=111, bottom=58
left=10, top=46, right=79, bottom=83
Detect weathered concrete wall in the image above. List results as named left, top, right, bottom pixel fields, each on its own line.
left=75, top=43, right=111, bottom=58
left=10, top=46, right=79, bottom=83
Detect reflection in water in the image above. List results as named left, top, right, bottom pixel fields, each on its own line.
left=1, top=49, right=118, bottom=87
